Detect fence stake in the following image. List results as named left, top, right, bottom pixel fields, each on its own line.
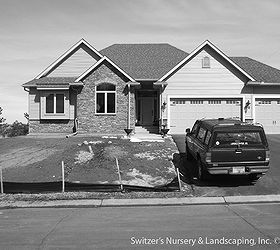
left=115, top=158, right=123, bottom=191
left=0, top=166, right=3, bottom=194
left=62, top=161, right=65, bottom=193
left=176, top=167, right=182, bottom=192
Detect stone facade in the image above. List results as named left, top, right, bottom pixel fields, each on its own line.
left=77, top=61, right=136, bottom=134
left=29, top=119, right=74, bottom=133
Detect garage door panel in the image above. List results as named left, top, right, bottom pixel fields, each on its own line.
left=170, top=98, right=242, bottom=134
left=255, top=98, right=280, bottom=134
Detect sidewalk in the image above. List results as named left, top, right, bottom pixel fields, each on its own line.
left=1, top=195, right=279, bottom=209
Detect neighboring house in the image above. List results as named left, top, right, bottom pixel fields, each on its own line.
left=22, top=39, right=280, bottom=135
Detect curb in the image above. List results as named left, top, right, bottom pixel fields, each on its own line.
left=0, top=195, right=279, bottom=209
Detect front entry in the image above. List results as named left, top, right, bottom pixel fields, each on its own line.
left=136, top=91, right=158, bottom=126
left=140, top=97, right=154, bottom=125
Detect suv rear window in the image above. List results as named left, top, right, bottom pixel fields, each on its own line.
left=212, top=131, right=265, bottom=148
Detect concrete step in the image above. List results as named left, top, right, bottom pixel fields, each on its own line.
left=135, top=126, right=159, bottom=134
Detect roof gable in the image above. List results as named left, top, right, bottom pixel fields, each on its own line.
left=75, top=56, right=136, bottom=83
left=100, top=43, right=188, bottom=80
left=36, top=39, right=103, bottom=79
left=159, top=40, right=256, bottom=82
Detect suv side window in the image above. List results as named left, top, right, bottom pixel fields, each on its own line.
left=205, top=130, right=212, bottom=145
left=197, top=127, right=207, bottom=143
left=191, top=121, right=200, bottom=136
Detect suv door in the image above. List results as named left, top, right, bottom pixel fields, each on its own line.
left=192, top=126, right=208, bottom=159
left=186, top=121, right=200, bottom=155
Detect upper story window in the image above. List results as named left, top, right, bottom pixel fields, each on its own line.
left=202, top=56, right=210, bottom=68
left=96, top=83, right=116, bottom=114
left=46, top=93, right=64, bottom=114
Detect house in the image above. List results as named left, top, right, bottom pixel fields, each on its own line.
left=22, top=39, right=280, bottom=135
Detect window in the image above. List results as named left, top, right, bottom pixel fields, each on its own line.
left=208, top=100, right=221, bottom=104
left=197, top=127, right=207, bottom=142
left=205, top=131, right=212, bottom=145
left=190, top=100, right=203, bottom=104
left=202, top=56, right=210, bottom=68
left=191, top=121, right=199, bottom=135
left=46, top=93, right=64, bottom=114
left=213, top=131, right=264, bottom=148
left=258, top=100, right=271, bottom=105
left=96, top=83, right=116, bottom=114
left=172, top=100, right=185, bottom=104
left=226, top=100, right=240, bottom=105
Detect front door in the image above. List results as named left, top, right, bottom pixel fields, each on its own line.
left=141, top=97, right=154, bottom=125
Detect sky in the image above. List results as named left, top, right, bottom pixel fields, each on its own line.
left=0, top=0, right=280, bottom=123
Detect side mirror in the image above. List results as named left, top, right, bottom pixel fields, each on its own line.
left=186, top=128, right=191, bottom=134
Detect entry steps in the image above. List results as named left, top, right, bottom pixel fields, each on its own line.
left=133, top=126, right=164, bottom=141
left=134, top=126, right=159, bottom=135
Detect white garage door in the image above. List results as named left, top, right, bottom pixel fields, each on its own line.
left=255, top=98, right=280, bottom=134
left=169, top=98, right=242, bottom=134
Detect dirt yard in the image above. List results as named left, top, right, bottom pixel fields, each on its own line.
left=0, top=135, right=178, bottom=187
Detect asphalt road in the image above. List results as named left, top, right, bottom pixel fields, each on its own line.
left=0, top=203, right=280, bottom=249
left=172, top=134, right=280, bottom=196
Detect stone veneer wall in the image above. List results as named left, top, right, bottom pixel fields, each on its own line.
left=29, top=119, right=75, bottom=133
left=77, top=62, right=135, bottom=134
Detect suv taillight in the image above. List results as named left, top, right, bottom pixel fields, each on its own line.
left=206, top=152, right=212, bottom=163
left=265, top=150, right=270, bottom=161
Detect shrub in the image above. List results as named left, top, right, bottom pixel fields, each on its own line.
left=4, top=121, right=29, bottom=137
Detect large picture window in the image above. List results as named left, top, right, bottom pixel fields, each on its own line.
left=96, top=83, right=116, bottom=114
left=46, top=93, right=64, bottom=114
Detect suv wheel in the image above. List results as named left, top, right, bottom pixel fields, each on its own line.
left=197, top=158, right=207, bottom=181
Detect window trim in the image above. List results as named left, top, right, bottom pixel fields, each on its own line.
left=95, top=83, right=117, bottom=115
left=40, top=90, right=70, bottom=119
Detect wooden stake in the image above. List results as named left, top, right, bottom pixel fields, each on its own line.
left=61, top=161, right=65, bottom=193
left=176, top=167, right=182, bottom=192
left=115, top=158, right=123, bottom=191
left=88, top=145, right=93, bottom=154
left=0, top=166, right=3, bottom=194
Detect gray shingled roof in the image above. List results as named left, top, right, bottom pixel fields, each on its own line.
left=23, top=45, right=280, bottom=87
left=100, top=44, right=188, bottom=80
left=230, top=57, right=280, bottom=83
left=22, top=77, right=77, bottom=87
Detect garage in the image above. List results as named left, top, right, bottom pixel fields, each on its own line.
left=255, top=98, right=280, bottom=134
left=169, top=98, right=242, bottom=134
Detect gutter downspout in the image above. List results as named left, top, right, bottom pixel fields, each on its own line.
left=66, top=86, right=79, bottom=138
left=128, top=83, right=131, bottom=129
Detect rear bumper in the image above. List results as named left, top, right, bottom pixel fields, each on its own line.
left=207, top=165, right=269, bottom=175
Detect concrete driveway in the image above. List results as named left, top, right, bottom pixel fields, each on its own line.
left=172, top=134, right=280, bottom=196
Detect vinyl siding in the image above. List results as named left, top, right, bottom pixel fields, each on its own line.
left=29, top=88, right=40, bottom=119
left=163, top=49, right=246, bottom=96
left=47, top=44, right=99, bottom=77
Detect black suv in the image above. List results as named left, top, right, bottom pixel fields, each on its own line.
left=185, top=118, right=270, bottom=181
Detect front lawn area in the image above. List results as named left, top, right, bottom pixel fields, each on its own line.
left=0, top=135, right=178, bottom=188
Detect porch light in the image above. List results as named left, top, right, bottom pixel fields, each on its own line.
left=244, top=100, right=251, bottom=112
left=161, top=101, right=167, bottom=110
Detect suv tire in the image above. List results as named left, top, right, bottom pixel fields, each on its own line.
left=249, top=174, right=261, bottom=182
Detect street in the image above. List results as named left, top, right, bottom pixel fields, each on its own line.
left=0, top=203, right=279, bottom=249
